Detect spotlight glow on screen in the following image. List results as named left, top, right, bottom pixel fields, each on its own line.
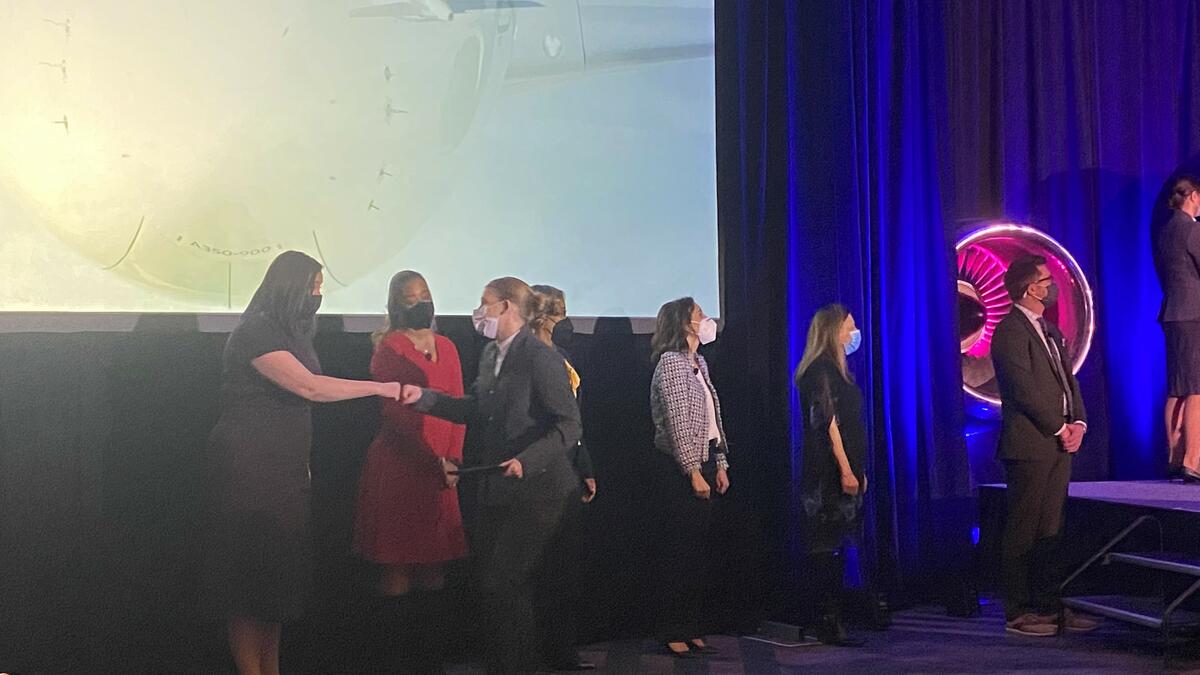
left=0, top=1, right=717, bottom=317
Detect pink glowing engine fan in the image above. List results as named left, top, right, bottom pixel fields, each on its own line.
left=956, top=223, right=1095, bottom=406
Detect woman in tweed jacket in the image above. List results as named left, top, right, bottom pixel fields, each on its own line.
left=647, top=296, right=730, bottom=659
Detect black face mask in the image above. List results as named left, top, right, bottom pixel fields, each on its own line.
left=393, top=301, right=435, bottom=330
left=551, top=317, right=575, bottom=349
left=301, top=294, right=323, bottom=317
left=1032, top=282, right=1059, bottom=308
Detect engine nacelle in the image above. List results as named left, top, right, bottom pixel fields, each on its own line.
left=956, top=223, right=1095, bottom=406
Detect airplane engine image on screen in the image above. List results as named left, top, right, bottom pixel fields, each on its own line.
left=0, top=1, right=717, bottom=316
left=956, top=223, right=1095, bottom=407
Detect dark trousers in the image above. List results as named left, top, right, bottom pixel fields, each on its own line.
left=1001, top=453, right=1072, bottom=620
left=651, top=452, right=717, bottom=642
left=471, top=493, right=569, bottom=675
left=534, top=490, right=585, bottom=667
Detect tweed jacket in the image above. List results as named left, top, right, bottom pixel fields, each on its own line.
left=650, top=350, right=728, bottom=474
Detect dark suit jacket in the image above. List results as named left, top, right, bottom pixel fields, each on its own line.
left=555, top=345, right=594, bottom=481
left=1154, top=208, right=1200, bottom=323
left=991, top=308, right=1087, bottom=461
left=417, top=329, right=582, bottom=506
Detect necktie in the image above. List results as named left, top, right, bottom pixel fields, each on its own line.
left=1036, top=316, right=1074, bottom=418
left=479, top=343, right=498, bottom=380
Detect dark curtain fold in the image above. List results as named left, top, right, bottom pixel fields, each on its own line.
left=716, top=0, right=970, bottom=610
left=946, top=0, right=1200, bottom=480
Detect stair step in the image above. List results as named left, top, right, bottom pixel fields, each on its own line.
left=1062, top=596, right=1200, bottom=631
left=1108, top=552, right=1200, bottom=577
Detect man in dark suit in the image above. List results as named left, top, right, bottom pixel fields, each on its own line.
left=404, top=278, right=582, bottom=674
left=991, top=254, right=1097, bottom=637
left=1153, top=175, right=1200, bottom=479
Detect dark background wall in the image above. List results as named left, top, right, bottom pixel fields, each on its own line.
left=0, top=318, right=763, bottom=673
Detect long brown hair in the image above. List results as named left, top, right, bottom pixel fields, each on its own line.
left=372, top=270, right=427, bottom=344
left=244, top=250, right=322, bottom=337
left=651, top=297, right=696, bottom=363
left=794, top=303, right=852, bottom=384
left=486, top=276, right=537, bottom=324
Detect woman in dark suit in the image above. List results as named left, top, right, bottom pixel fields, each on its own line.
left=793, top=303, right=866, bottom=647
left=401, top=276, right=581, bottom=675
left=528, top=284, right=595, bottom=671
left=204, top=251, right=402, bottom=675
left=530, top=284, right=596, bottom=502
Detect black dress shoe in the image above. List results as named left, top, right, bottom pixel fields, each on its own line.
left=815, top=614, right=867, bottom=647
left=1183, top=467, right=1200, bottom=483
left=818, top=632, right=867, bottom=647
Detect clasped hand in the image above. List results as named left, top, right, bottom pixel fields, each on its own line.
left=691, top=468, right=729, bottom=500
left=1060, top=422, right=1086, bottom=453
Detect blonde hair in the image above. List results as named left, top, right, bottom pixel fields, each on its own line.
left=529, top=285, right=566, bottom=333
left=486, top=276, right=537, bottom=324
left=794, top=304, right=852, bottom=384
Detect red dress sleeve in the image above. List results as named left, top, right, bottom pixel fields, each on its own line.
left=371, top=335, right=435, bottom=457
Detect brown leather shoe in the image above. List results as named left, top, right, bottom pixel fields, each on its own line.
left=1037, top=608, right=1099, bottom=633
left=1005, top=613, right=1058, bottom=637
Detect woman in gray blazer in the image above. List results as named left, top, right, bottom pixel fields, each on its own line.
left=402, top=276, right=582, bottom=674
left=648, top=296, right=730, bottom=658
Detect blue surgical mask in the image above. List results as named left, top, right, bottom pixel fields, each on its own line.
left=844, top=329, right=862, bottom=356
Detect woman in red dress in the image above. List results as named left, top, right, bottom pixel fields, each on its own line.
left=353, top=270, right=466, bottom=673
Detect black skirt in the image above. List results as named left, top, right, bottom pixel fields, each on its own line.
left=1165, top=321, right=1200, bottom=397
left=202, top=407, right=313, bottom=623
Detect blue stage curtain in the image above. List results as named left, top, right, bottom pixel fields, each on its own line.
left=719, top=0, right=1200, bottom=611
left=716, top=0, right=970, bottom=603
left=945, top=0, right=1200, bottom=480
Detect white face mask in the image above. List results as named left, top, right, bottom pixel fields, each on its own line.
left=694, top=317, right=718, bottom=345
left=472, top=302, right=501, bottom=339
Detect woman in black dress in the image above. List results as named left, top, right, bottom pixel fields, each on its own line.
left=205, top=251, right=403, bottom=675
left=793, top=303, right=867, bottom=647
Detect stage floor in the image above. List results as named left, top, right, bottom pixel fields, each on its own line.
left=982, top=480, right=1200, bottom=514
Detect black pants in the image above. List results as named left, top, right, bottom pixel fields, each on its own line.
left=1001, top=453, right=1072, bottom=620
left=535, top=489, right=585, bottom=667
left=651, top=451, right=717, bottom=642
left=471, top=493, right=570, bottom=674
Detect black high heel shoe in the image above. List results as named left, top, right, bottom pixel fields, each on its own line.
left=1182, top=467, right=1200, bottom=483
left=815, top=612, right=867, bottom=647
